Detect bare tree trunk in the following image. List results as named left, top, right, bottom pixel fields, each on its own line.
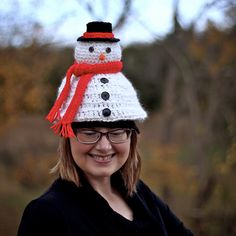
left=159, top=66, right=177, bottom=144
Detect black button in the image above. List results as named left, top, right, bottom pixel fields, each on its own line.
left=100, top=78, right=109, bottom=84
left=102, top=108, right=111, bottom=117
left=101, top=91, right=110, bottom=101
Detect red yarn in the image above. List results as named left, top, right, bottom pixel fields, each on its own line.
left=83, top=32, right=114, bottom=39
left=46, top=61, right=123, bottom=137
left=46, top=64, right=75, bottom=123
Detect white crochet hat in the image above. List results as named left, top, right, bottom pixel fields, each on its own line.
left=46, top=21, right=147, bottom=137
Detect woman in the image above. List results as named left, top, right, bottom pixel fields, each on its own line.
left=18, top=21, right=194, bottom=236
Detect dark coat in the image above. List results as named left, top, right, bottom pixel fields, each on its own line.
left=17, top=177, right=194, bottom=236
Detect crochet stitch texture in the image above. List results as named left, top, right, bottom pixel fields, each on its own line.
left=58, top=72, right=147, bottom=122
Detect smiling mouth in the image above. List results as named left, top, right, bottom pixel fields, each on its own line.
left=89, top=154, right=115, bottom=163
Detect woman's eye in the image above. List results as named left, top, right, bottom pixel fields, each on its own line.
left=89, top=46, right=94, bottom=53
left=106, top=47, right=111, bottom=53
left=110, top=130, right=125, bottom=136
left=83, top=131, right=97, bottom=136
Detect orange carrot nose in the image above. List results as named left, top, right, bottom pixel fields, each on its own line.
left=99, top=53, right=106, bottom=61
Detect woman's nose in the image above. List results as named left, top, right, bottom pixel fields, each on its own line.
left=95, top=135, right=112, bottom=151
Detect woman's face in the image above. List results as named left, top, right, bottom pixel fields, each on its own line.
left=70, top=127, right=131, bottom=182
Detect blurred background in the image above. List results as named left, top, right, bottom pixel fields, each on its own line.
left=0, top=0, right=236, bottom=235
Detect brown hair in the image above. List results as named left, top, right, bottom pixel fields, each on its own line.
left=51, top=131, right=141, bottom=196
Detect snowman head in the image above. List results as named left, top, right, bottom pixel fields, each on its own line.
left=74, top=41, right=121, bottom=64
left=74, top=21, right=121, bottom=64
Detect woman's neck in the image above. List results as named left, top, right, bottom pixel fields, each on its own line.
left=87, top=175, right=114, bottom=198
left=86, top=174, right=133, bottom=221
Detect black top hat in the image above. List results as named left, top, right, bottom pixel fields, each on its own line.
left=77, top=21, right=120, bottom=42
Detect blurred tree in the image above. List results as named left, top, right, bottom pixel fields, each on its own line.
left=76, top=0, right=132, bottom=31
left=0, top=0, right=133, bottom=48
left=0, top=0, right=236, bottom=235
left=124, top=1, right=236, bottom=235
left=0, top=45, right=72, bottom=122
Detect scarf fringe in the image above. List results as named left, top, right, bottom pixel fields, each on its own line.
left=51, top=121, right=75, bottom=138
left=46, top=66, right=75, bottom=123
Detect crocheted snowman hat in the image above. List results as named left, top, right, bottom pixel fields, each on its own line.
left=46, top=21, right=147, bottom=137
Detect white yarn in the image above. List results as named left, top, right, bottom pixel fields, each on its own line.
left=58, top=72, right=147, bottom=122
left=74, top=41, right=122, bottom=64
left=57, top=41, right=147, bottom=122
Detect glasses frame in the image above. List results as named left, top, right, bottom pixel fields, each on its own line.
left=74, top=128, right=134, bottom=144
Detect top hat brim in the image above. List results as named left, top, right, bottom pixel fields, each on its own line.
left=77, top=37, right=120, bottom=42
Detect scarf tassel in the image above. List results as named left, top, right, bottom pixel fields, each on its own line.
left=46, top=67, right=74, bottom=123
left=50, top=73, right=93, bottom=137
left=51, top=121, right=75, bottom=138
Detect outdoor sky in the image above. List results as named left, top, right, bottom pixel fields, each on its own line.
left=1, top=0, right=225, bottom=47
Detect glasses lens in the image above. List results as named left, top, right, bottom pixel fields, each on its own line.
left=76, top=130, right=100, bottom=143
left=108, top=129, right=131, bottom=143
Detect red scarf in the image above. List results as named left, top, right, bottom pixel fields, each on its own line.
left=46, top=61, right=123, bottom=137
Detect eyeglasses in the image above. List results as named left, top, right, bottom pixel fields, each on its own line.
left=74, top=128, right=134, bottom=144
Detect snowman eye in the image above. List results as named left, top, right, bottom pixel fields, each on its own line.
left=89, top=46, right=94, bottom=53
left=106, top=47, right=111, bottom=53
